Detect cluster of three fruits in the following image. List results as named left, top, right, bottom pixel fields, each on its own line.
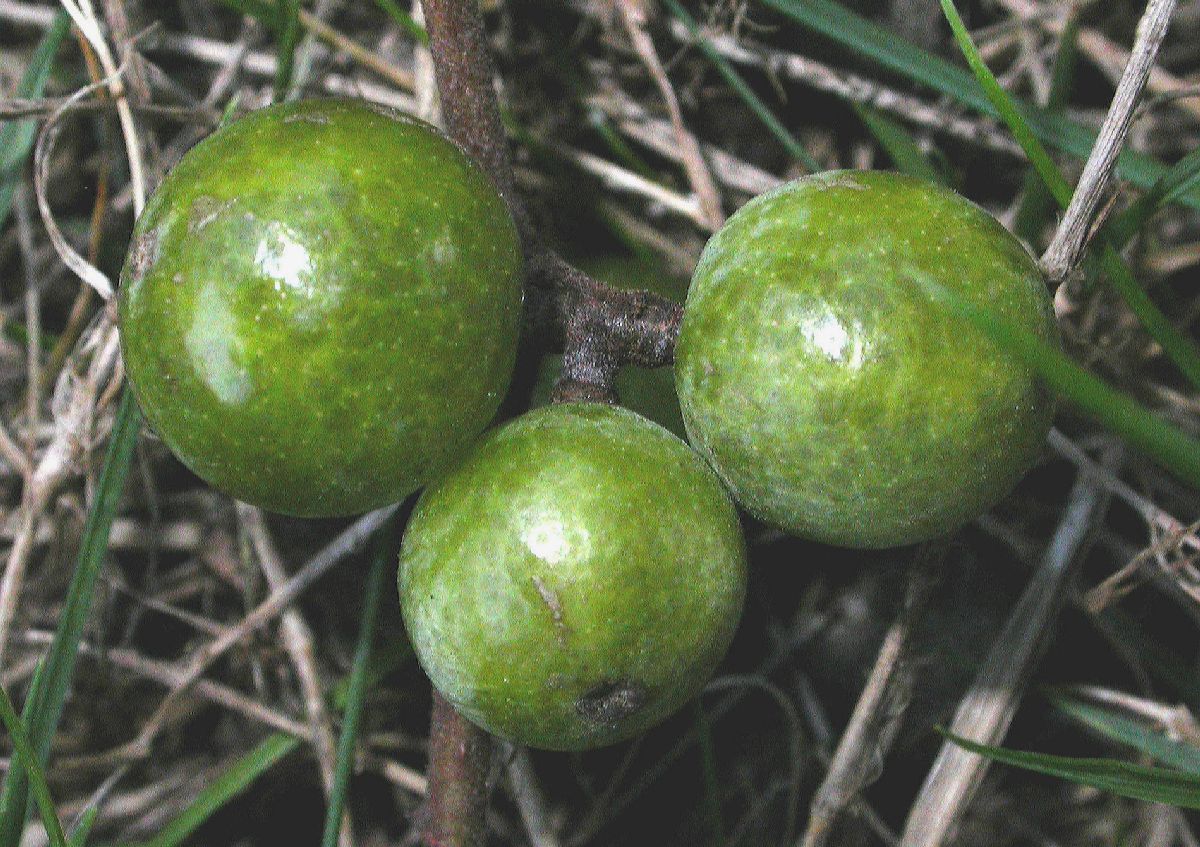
left=118, top=99, right=1056, bottom=751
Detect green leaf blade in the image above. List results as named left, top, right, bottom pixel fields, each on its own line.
left=942, top=729, right=1200, bottom=809
left=274, top=0, right=302, bottom=102
left=1049, top=691, right=1200, bottom=775
left=320, top=524, right=397, bottom=847
left=139, top=734, right=301, bottom=847
left=758, top=0, right=1200, bottom=210
left=853, top=104, right=945, bottom=185
left=0, top=390, right=141, bottom=847
left=0, top=683, right=67, bottom=847
left=665, top=0, right=820, bottom=173
left=0, top=12, right=70, bottom=232
left=911, top=273, right=1200, bottom=489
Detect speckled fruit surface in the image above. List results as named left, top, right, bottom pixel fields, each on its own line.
left=675, top=170, right=1058, bottom=548
left=397, top=403, right=747, bottom=751
left=118, top=98, right=522, bottom=517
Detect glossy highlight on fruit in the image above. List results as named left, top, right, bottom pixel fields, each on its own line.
left=397, top=403, right=747, bottom=751
left=118, top=98, right=523, bottom=517
left=675, top=170, right=1058, bottom=548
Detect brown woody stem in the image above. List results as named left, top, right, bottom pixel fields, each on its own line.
left=416, top=0, right=691, bottom=839
left=421, top=0, right=685, bottom=404
left=422, top=0, right=517, bottom=209
left=418, top=693, right=493, bottom=847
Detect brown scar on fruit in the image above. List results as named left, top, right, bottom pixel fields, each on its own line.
left=365, top=101, right=417, bottom=124
left=189, top=196, right=236, bottom=233
left=575, top=680, right=647, bottom=726
left=531, top=575, right=570, bottom=645
left=283, top=112, right=331, bottom=125
left=813, top=172, right=867, bottom=191
left=126, top=228, right=163, bottom=284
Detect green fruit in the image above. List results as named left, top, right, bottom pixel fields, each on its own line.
left=118, top=98, right=522, bottom=517
left=675, top=170, right=1058, bottom=548
left=398, top=403, right=747, bottom=751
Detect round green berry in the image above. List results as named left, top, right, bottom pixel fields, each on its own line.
left=118, top=98, right=523, bottom=517
left=675, top=170, right=1058, bottom=548
left=397, top=403, right=747, bottom=751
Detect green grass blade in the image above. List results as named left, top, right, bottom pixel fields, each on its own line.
left=218, top=94, right=243, bottom=130
left=328, top=639, right=411, bottom=709
left=758, top=0, right=1200, bottom=210
left=1110, top=144, right=1200, bottom=248
left=664, top=0, right=820, bottom=172
left=0, top=390, right=140, bottom=847
left=1013, top=15, right=1080, bottom=244
left=102, top=638, right=408, bottom=847
left=66, top=806, right=99, bottom=847
left=0, top=12, right=70, bottom=233
left=0, top=683, right=67, bottom=847
left=320, top=525, right=396, bottom=847
left=943, top=1, right=1198, bottom=255
left=273, top=0, right=302, bottom=102
left=939, top=0, right=1070, bottom=205
left=941, top=729, right=1200, bottom=809
left=937, top=0, right=1200, bottom=390
left=912, top=273, right=1200, bottom=488
left=853, top=104, right=945, bottom=185
left=1048, top=691, right=1200, bottom=775
left=1098, top=244, right=1200, bottom=387
left=136, top=734, right=301, bottom=847
left=589, top=110, right=656, bottom=180
left=371, top=0, right=429, bottom=44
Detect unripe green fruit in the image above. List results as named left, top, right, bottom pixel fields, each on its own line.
left=675, top=170, right=1058, bottom=548
left=398, top=403, right=747, bottom=751
left=118, top=98, right=522, bottom=517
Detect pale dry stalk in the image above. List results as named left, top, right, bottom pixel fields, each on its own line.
left=127, top=506, right=396, bottom=758
left=901, top=459, right=1115, bottom=846
left=800, top=545, right=944, bottom=847
left=1042, top=0, right=1178, bottom=285
left=618, top=0, right=725, bottom=230
left=236, top=503, right=352, bottom=847
left=1048, top=429, right=1198, bottom=555
left=507, top=746, right=563, bottom=847
left=57, top=0, right=147, bottom=216
left=0, top=320, right=121, bottom=669
left=297, top=6, right=417, bottom=92
left=0, top=1, right=421, bottom=113
left=586, top=83, right=782, bottom=195
left=21, top=628, right=311, bottom=739
left=997, top=0, right=1200, bottom=122
left=660, top=18, right=1025, bottom=158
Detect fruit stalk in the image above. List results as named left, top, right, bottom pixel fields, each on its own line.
left=418, top=693, right=494, bottom=847
left=421, top=0, right=684, bottom=401
left=421, top=0, right=518, bottom=213
left=532, top=253, right=683, bottom=403
left=415, top=0, right=512, bottom=837
left=416, top=0, right=694, bottom=837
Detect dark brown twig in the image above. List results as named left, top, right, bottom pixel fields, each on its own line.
left=530, top=253, right=683, bottom=403
left=416, top=0, right=690, bottom=837
left=418, top=694, right=494, bottom=847
left=421, top=0, right=683, bottom=399
left=422, top=0, right=516, bottom=209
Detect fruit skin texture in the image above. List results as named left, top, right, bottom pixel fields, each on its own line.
left=675, top=170, right=1058, bottom=548
left=118, top=98, right=522, bottom=517
left=397, top=403, right=747, bottom=751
